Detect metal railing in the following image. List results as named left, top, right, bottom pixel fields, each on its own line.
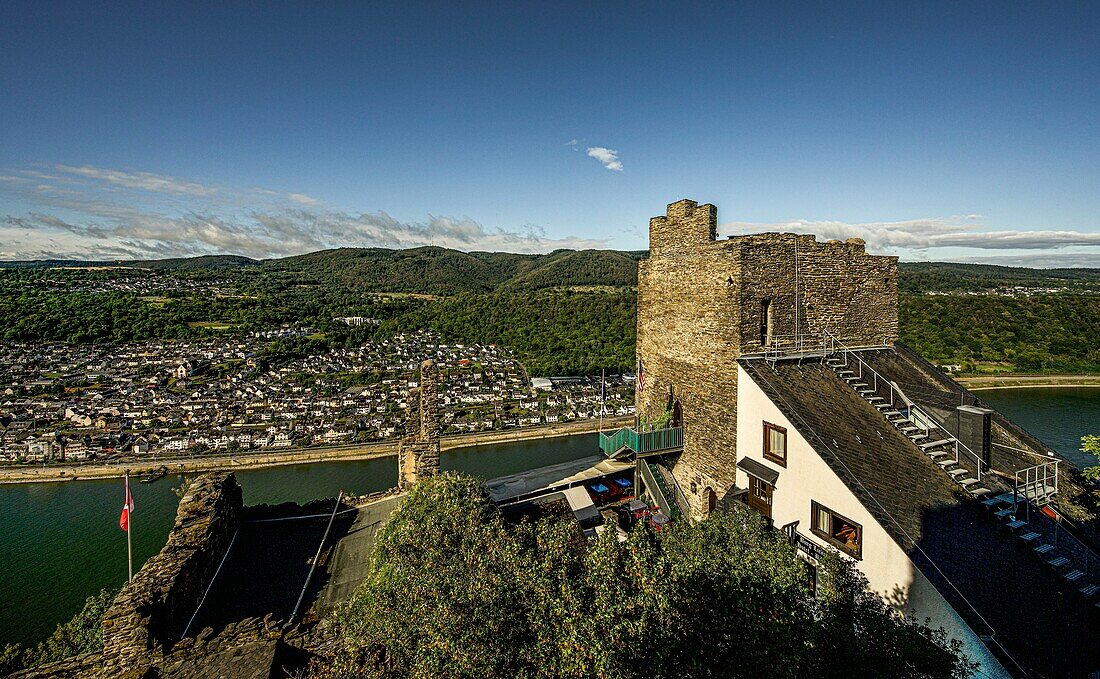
left=599, top=425, right=683, bottom=456
left=821, top=329, right=988, bottom=483
left=1014, top=461, right=1059, bottom=506
left=654, top=459, right=692, bottom=518
left=638, top=458, right=675, bottom=519
left=762, top=333, right=831, bottom=362
left=1043, top=504, right=1100, bottom=579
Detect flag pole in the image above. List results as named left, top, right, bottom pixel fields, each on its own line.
left=599, top=369, right=605, bottom=433
left=125, top=470, right=133, bottom=582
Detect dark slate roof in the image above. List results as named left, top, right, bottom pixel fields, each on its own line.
left=739, top=356, right=1100, bottom=679
left=864, top=344, right=1100, bottom=548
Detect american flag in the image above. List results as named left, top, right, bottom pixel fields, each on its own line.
left=636, top=359, right=645, bottom=393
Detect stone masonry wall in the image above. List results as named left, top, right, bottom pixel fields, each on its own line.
left=99, top=472, right=243, bottom=674
left=398, top=360, right=441, bottom=489
left=735, top=232, right=898, bottom=354
left=638, top=200, right=742, bottom=517
left=637, top=199, right=898, bottom=519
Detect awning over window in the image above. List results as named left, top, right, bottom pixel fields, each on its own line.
left=737, top=456, right=780, bottom=486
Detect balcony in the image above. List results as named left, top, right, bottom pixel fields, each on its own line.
left=599, top=425, right=683, bottom=457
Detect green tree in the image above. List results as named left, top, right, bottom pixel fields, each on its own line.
left=0, top=588, right=115, bottom=675
left=1081, top=435, right=1100, bottom=482
left=317, top=474, right=974, bottom=679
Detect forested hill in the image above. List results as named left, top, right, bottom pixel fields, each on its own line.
left=264, top=247, right=640, bottom=294
left=0, top=247, right=643, bottom=294
left=1, top=247, right=1098, bottom=375
left=898, top=262, right=1100, bottom=293
left=1, top=247, right=1097, bottom=294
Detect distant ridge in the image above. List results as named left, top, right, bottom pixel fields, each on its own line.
left=1, top=247, right=1097, bottom=295
left=128, top=254, right=261, bottom=269
left=0, top=254, right=259, bottom=270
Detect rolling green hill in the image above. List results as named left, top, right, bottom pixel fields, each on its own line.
left=1, top=247, right=1098, bottom=375
left=898, top=262, right=1100, bottom=293
left=258, top=246, right=641, bottom=294
left=502, top=249, right=639, bottom=290
left=6, top=247, right=1097, bottom=294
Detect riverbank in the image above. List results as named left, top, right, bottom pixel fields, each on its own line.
left=0, top=415, right=633, bottom=485
left=957, top=374, right=1100, bottom=390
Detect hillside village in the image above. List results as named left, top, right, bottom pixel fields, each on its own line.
left=0, top=330, right=634, bottom=464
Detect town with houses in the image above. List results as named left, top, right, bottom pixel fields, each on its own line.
left=922, top=285, right=1100, bottom=298
left=11, top=269, right=240, bottom=297
left=0, top=330, right=634, bottom=464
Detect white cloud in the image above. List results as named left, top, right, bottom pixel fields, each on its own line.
left=944, top=252, right=1100, bottom=268
left=564, top=139, right=578, bottom=146
left=287, top=192, right=321, bottom=206
left=0, top=164, right=608, bottom=260
left=933, top=230, right=1100, bottom=249
left=586, top=147, right=622, bottom=171
left=54, top=164, right=218, bottom=196
left=1, top=208, right=608, bottom=260
left=719, top=216, right=1100, bottom=253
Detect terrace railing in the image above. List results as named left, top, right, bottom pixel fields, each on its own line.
left=761, top=333, right=830, bottom=363
left=1015, top=461, right=1059, bottom=506
left=599, top=425, right=683, bottom=457
left=638, top=458, right=675, bottom=519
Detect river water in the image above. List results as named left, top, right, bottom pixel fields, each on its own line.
left=977, top=386, right=1100, bottom=469
left=0, top=434, right=598, bottom=647
left=2, top=388, right=1097, bottom=648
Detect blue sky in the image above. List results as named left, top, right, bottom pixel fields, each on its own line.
left=2, top=1, right=1099, bottom=265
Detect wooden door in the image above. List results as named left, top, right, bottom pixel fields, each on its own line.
left=747, top=475, right=773, bottom=519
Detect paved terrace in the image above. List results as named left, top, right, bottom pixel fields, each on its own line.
left=182, top=494, right=404, bottom=639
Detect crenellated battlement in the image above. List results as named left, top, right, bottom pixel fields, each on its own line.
left=649, top=199, right=718, bottom=253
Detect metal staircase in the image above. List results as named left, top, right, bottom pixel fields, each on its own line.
left=823, top=349, right=994, bottom=499
left=980, top=489, right=1100, bottom=609
left=822, top=339, right=1100, bottom=608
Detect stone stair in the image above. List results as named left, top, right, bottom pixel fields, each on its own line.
left=824, top=355, right=992, bottom=499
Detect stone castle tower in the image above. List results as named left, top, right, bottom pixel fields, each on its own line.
left=637, top=199, right=899, bottom=517
left=398, top=359, right=441, bottom=489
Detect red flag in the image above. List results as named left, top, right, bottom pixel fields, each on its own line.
left=119, top=476, right=134, bottom=531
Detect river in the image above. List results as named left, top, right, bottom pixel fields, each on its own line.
left=0, top=434, right=598, bottom=647
left=2, top=388, right=1098, bottom=648
left=977, top=386, right=1100, bottom=469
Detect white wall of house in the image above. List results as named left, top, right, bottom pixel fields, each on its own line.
left=734, top=364, right=1009, bottom=679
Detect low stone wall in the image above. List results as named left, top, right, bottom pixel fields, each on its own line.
left=99, top=472, right=243, bottom=674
